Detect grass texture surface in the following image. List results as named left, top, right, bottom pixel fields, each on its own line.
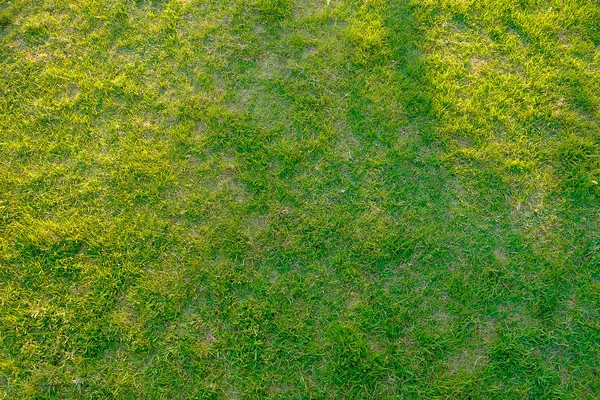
left=1, top=0, right=600, bottom=398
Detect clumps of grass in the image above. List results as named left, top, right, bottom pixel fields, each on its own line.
left=557, top=134, right=600, bottom=196
left=14, top=218, right=84, bottom=267
left=347, top=0, right=390, bottom=64
left=251, top=0, right=292, bottom=24
left=586, top=237, right=600, bottom=267
left=0, top=13, right=10, bottom=31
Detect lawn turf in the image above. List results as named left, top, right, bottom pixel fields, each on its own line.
left=1, top=0, right=599, bottom=398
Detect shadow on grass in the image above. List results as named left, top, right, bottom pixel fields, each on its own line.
left=199, top=0, right=600, bottom=397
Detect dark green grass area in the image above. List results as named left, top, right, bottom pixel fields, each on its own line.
left=1, top=0, right=599, bottom=398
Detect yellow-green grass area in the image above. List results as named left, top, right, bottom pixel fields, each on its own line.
left=1, top=0, right=599, bottom=398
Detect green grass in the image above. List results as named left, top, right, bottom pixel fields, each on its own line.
left=1, top=0, right=599, bottom=398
